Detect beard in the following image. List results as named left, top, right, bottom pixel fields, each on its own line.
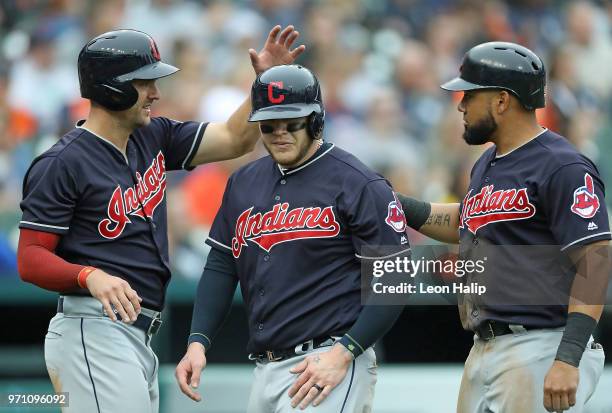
left=463, top=110, right=497, bottom=145
left=262, top=137, right=315, bottom=168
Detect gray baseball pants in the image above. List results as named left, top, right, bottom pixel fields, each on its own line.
left=457, top=327, right=605, bottom=413
left=44, top=296, right=160, bottom=413
left=247, top=345, right=378, bottom=413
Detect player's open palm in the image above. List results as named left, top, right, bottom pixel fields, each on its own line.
left=176, top=342, right=207, bottom=402
left=543, top=360, right=579, bottom=412
left=288, top=344, right=353, bottom=409
left=86, top=269, right=142, bottom=322
left=249, top=25, right=305, bottom=75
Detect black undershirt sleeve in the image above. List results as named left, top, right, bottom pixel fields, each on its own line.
left=395, top=192, right=431, bottom=230
left=338, top=304, right=404, bottom=358
left=339, top=248, right=410, bottom=358
left=187, top=247, right=239, bottom=351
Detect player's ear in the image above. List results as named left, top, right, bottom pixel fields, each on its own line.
left=494, top=90, right=511, bottom=114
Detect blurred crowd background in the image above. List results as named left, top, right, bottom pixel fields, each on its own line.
left=0, top=0, right=611, bottom=279
left=1, top=1, right=612, bottom=410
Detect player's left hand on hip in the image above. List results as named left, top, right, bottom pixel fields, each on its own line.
left=288, top=344, right=353, bottom=409
left=543, top=360, right=579, bottom=412
left=249, top=25, right=306, bottom=75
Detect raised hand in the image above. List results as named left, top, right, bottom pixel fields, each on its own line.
left=249, top=25, right=306, bottom=75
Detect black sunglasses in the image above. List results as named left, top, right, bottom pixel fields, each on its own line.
left=259, top=121, right=307, bottom=134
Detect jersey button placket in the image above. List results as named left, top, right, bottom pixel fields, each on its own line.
left=275, top=175, right=285, bottom=202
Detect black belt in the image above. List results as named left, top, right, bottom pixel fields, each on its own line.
left=57, top=297, right=163, bottom=335
left=250, top=336, right=336, bottom=363
left=474, top=321, right=537, bottom=341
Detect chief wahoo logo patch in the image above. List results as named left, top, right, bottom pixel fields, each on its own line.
left=571, top=173, right=600, bottom=219
left=385, top=193, right=407, bottom=233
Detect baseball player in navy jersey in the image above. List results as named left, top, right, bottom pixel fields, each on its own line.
left=396, top=42, right=611, bottom=412
left=175, top=64, right=410, bottom=412
left=17, top=26, right=305, bottom=412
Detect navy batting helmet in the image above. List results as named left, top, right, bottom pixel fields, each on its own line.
left=78, top=29, right=179, bottom=111
left=441, top=42, right=545, bottom=110
left=249, top=65, right=325, bottom=138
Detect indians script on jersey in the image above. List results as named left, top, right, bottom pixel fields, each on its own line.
left=460, top=185, right=536, bottom=234
left=231, top=203, right=341, bottom=258
left=98, top=151, right=166, bottom=239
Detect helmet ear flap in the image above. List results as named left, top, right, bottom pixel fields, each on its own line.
left=307, top=109, right=325, bottom=139
left=91, top=82, right=139, bottom=111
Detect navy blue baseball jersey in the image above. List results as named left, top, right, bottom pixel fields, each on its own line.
left=20, top=118, right=207, bottom=310
left=206, top=143, right=410, bottom=353
left=459, top=129, right=611, bottom=328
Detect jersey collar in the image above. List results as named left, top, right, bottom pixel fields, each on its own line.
left=76, top=119, right=129, bottom=164
left=495, top=128, right=547, bottom=159
left=277, top=142, right=334, bottom=176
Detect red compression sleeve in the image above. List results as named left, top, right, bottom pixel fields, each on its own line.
left=17, top=228, right=87, bottom=292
